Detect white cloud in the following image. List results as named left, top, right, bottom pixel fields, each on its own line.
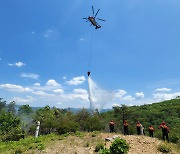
left=63, top=76, right=67, bottom=80
left=8, top=61, right=26, bottom=67
left=80, top=38, right=84, bottom=41
left=13, top=96, right=36, bottom=103
left=153, top=92, right=180, bottom=102
left=34, top=83, right=41, bottom=86
left=0, top=83, right=33, bottom=92
left=155, top=88, right=171, bottom=92
left=43, top=29, right=53, bottom=38
left=66, top=76, right=85, bottom=85
left=112, top=103, right=120, bottom=107
left=21, top=73, right=39, bottom=79
left=15, top=62, right=25, bottom=67
left=53, top=89, right=64, bottom=94
left=123, top=95, right=135, bottom=101
left=46, top=79, right=60, bottom=87
left=135, top=92, right=144, bottom=99
left=64, top=93, right=88, bottom=101
left=114, top=89, right=127, bottom=98
left=73, top=88, right=87, bottom=94
left=32, top=91, right=55, bottom=97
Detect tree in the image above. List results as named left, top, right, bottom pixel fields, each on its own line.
left=7, top=101, right=16, bottom=115
left=34, top=106, right=56, bottom=134
left=18, top=105, right=33, bottom=115
left=0, top=110, right=24, bottom=141
left=0, top=98, right=6, bottom=111
left=75, top=108, right=90, bottom=131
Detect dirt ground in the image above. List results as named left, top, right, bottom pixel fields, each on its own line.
left=32, top=133, right=178, bottom=154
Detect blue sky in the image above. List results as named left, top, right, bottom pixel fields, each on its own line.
left=0, top=0, right=180, bottom=109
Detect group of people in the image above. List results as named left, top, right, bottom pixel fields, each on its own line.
left=109, top=120, right=170, bottom=141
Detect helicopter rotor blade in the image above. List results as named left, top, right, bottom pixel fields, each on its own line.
left=92, top=6, right=94, bottom=16
left=94, top=9, right=100, bottom=18
left=97, top=18, right=105, bottom=21
left=83, top=18, right=88, bottom=19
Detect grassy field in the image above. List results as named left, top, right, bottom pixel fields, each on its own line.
left=0, top=133, right=67, bottom=154
left=0, top=132, right=179, bottom=154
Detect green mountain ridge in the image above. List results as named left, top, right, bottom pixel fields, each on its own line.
left=101, top=98, right=180, bottom=144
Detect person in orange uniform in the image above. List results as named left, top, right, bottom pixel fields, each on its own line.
left=109, top=120, right=115, bottom=133
left=158, top=121, right=170, bottom=142
left=148, top=125, right=154, bottom=137
left=123, top=120, right=129, bottom=135
left=136, top=121, right=141, bottom=135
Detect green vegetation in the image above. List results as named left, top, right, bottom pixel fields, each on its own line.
left=95, top=142, right=105, bottom=152
left=99, top=148, right=110, bottom=154
left=0, top=110, right=24, bottom=141
left=158, top=143, right=172, bottom=153
left=97, top=138, right=129, bottom=154
left=0, top=97, right=180, bottom=153
left=102, top=98, right=180, bottom=144
left=0, top=133, right=59, bottom=153
left=109, top=138, right=129, bottom=154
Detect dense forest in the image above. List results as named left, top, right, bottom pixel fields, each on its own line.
left=0, top=97, right=179, bottom=144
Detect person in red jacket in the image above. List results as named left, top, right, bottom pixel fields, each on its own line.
left=123, top=120, right=129, bottom=135
left=158, top=121, right=170, bottom=142
left=148, top=125, right=154, bottom=137
left=109, top=120, right=115, bottom=133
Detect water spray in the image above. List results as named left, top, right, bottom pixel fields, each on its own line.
left=87, top=71, right=113, bottom=112
left=87, top=71, right=95, bottom=111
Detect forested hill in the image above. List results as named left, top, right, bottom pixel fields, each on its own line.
left=101, top=98, right=180, bottom=143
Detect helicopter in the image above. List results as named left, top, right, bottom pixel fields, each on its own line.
left=83, top=6, right=105, bottom=29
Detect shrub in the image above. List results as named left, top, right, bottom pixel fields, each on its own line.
left=85, top=116, right=105, bottom=132
left=15, top=149, right=23, bottom=154
left=92, top=131, right=99, bottom=137
left=99, top=148, right=110, bottom=154
left=0, top=111, right=24, bottom=141
left=158, top=143, right=172, bottom=153
left=85, top=142, right=89, bottom=147
left=109, top=138, right=129, bottom=154
left=95, top=142, right=104, bottom=152
left=56, top=120, right=79, bottom=135
left=37, top=143, right=45, bottom=150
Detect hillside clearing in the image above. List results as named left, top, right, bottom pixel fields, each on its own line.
left=26, top=133, right=179, bottom=154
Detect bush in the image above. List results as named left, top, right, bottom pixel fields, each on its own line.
left=99, top=148, right=110, bottom=154
left=15, top=149, right=23, bottom=154
left=109, top=138, right=129, bottom=154
left=85, top=116, right=105, bottom=132
left=56, top=120, right=79, bottom=135
left=0, top=111, right=24, bottom=141
left=95, top=142, right=104, bottom=152
left=158, top=143, right=172, bottom=153
left=92, top=131, right=99, bottom=137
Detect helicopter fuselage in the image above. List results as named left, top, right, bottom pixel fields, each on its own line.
left=88, top=16, right=101, bottom=29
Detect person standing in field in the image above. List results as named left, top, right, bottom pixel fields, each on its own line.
left=136, top=121, right=141, bottom=135
left=148, top=125, right=154, bottom=137
left=123, top=120, right=129, bottom=135
left=109, top=120, right=115, bottom=133
left=158, top=121, right=170, bottom=142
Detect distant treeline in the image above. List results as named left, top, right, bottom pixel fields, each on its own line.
left=0, top=97, right=179, bottom=144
